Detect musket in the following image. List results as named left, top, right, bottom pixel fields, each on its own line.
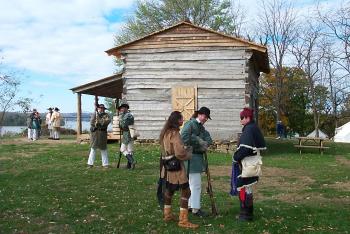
left=116, top=98, right=122, bottom=168
left=204, top=152, right=218, bottom=216
left=94, top=96, right=99, bottom=127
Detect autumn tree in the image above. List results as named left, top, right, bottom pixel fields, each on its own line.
left=259, top=67, right=311, bottom=136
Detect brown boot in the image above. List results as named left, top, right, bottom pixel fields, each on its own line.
left=178, top=209, right=199, bottom=229
left=163, top=207, right=177, bottom=222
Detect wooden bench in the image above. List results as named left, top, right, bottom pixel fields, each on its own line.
left=294, top=137, right=330, bottom=155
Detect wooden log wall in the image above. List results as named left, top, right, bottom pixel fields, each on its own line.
left=120, top=24, right=258, bottom=140
left=122, top=48, right=253, bottom=140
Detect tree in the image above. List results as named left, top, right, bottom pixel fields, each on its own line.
left=318, top=2, right=350, bottom=75
left=256, top=0, right=299, bottom=123
left=0, top=57, right=32, bottom=131
left=291, top=20, right=326, bottom=137
left=115, top=0, right=245, bottom=45
left=259, top=67, right=311, bottom=136
left=319, top=45, right=349, bottom=130
left=104, top=97, right=117, bottom=116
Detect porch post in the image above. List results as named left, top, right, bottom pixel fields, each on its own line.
left=77, top=93, right=82, bottom=136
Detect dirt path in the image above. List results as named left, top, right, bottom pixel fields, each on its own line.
left=210, top=164, right=350, bottom=204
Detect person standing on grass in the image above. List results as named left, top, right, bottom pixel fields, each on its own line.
left=118, top=103, right=136, bottom=169
left=87, top=104, right=111, bottom=168
left=159, top=111, right=199, bottom=229
left=230, top=107, right=266, bottom=221
left=50, top=107, right=62, bottom=140
left=181, top=107, right=213, bottom=217
left=27, top=109, right=41, bottom=141
left=45, top=107, right=54, bottom=139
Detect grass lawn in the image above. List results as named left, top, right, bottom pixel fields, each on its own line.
left=0, top=136, right=349, bottom=233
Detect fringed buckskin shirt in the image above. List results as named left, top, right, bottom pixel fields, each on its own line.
left=161, top=129, right=191, bottom=186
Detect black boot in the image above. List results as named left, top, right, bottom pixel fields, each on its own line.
left=125, top=154, right=135, bottom=169
left=237, top=194, right=253, bottom=221
left=245, top=194, right=254, bottom=220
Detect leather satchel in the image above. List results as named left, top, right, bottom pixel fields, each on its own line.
left=162, top=155, right=181, bottom=171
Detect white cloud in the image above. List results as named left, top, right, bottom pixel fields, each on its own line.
left=0, top=0, right=133, bottom=86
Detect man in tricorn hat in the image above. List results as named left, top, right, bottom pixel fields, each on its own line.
left=45, top=108, right=54, bottom=139
left=181, top=106, right=213, bottom=217
left=118, top=103, right=136, bottom=169
left=87, top=104, right=111, bottom=168
left=50, top=107, right=62, bottom=140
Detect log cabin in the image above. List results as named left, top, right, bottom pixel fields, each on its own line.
left=72, top=21, right=269, bottom=142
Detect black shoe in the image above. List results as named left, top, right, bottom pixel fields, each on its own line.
left=237, top=214, right=253, bottom=221
left=192, top=209, right=208, bottom=217
left=131, top=160, right=136, bottom=169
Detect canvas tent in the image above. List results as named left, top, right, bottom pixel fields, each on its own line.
left=307, top=129, right=328, bottom=139
left=334, top=122, right=350, bottom=143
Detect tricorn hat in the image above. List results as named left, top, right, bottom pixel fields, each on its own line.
left=54, top=107, right=59, bottom=111
left=118, top=103, right=129, bottom=110
left=97, top=104, right=106, bottom=109
left=47, top=107, right=53, bottom=111
left=198, top=106, right=211, bottom=119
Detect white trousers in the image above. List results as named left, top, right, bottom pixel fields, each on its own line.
left=28, top=128, right=38, bottom=140
left=189, top=173, right=202, bottom=209
left=53, top=127, right=60, bottom=139
left=48, top=128, right=54, bottom=138
left=120, top=142, right=134, bottom=156
left=87, top=148, right=109, bottom=166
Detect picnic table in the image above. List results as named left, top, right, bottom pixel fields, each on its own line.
left=294, top=137, right=330, bottom=155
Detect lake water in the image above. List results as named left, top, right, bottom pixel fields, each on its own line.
left=0, top=120, right=112, bottom=136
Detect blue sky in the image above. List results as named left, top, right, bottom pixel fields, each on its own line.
left=0, top=0, right=341, bottom=113
left=0, top=0, right=135, bottom=113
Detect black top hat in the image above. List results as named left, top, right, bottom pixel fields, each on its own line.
left=118, top=103, right=129, bottom=110
left=198, top=106, right=211, bottom=119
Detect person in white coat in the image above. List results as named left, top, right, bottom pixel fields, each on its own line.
left=45, top=108, right=54, bottom=139
left=50, top=107, right=62, bottom=140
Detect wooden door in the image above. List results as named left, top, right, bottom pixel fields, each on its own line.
left=172, top=86, right=197, bottom=122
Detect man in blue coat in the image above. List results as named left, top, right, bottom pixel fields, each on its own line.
left=230, top=107, right=266, bottom=221
left=181, top=107, right=213, bottom=217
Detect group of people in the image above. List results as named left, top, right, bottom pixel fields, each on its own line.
left=85, top=103, right=266, bottom=229
left=87, top=103, right=136, bottom=169
left=159, top=106, right=266, bottom=229
left=27, top=107, right=62, bottom=141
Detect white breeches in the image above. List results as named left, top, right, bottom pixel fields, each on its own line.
left=53, top=127, right=60, bottom=139
left=120, top=143, right=134, bottom=156
left=87, top=148, right=109, bottom=166
left=188, top=173, right=202, bottom=209
left=28, top=128, right=38, bottom=140
left=48, top=126, right=54, bottom=138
